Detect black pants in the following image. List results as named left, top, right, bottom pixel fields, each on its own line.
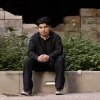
left=23, top=55, right=65, bottom=91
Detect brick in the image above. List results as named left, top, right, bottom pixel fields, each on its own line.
left=97, top=24, right=100, bottom=32
left=0, top=11, right=4, bottom=19
left=80, top=8, right=97, bottom=16
left=81, top=24, right=97, bottom=32
left=23, top=24, right=38, bottom=37
left=5, top=11, right=22, bottom=19
left=0, top=8, right=4, bottom=11
left=0, top=20, right=4, bottom=28
left=0, top=28, right=5, bottom=36
left=5, top=20, right=22, bottom=28
left=0, top=71, right=20, bottom=94
left=81, top=17, right=96, bottom=24
left=97, top=9, right=100, bottom=16
left=63, top=16, right=81, bottom=28
left=96, top=17, right=100, bottom=24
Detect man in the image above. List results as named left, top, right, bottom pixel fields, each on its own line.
left=21, top=16, right=65, bottom=95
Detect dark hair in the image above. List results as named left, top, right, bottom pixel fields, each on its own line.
left=36, top=16, right=51, bottom=26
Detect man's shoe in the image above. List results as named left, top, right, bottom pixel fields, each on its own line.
left=21, top=90, right=32, bottom=96
left=55, top=90, right=63, bottom=95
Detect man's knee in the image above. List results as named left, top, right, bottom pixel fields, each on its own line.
left=23, top=57, right=36, bottom=71
left=24, top=57, right=34, bottom=64
left=54, top=55, right=65, bottom=70
left=56, top=55, right=65, bottom=62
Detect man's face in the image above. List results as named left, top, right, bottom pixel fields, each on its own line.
left=38, top=23, right=51, bottom=36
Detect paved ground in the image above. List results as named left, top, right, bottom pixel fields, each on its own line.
left=0, top=92, right=100, bottom=100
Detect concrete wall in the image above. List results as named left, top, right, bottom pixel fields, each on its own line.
left=0, top=71, right=100, bottom=95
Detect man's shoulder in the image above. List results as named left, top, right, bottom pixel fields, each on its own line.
left=29, top=32, right=39, bottom=42
left=50, top=31, right=61, bottom=38
left=31, top=32, right=39, bottom=38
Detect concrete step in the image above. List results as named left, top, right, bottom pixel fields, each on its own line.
left=0, top=71, right=100, bottom=94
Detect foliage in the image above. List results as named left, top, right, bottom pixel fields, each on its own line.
left=0, top=18, right=100, bottom=71
left=0, top=28, right=29, bottom=71
left=62, top=36, right=100, bottom=71
left=62, top=18, right=100, bottom=71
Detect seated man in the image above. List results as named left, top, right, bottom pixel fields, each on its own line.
left=21, top=16, right=65, bottom=95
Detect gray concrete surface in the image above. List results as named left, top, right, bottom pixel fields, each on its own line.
left=0, top=92, right=100, bottom=100
left=1, top=71, right=100, bottom=94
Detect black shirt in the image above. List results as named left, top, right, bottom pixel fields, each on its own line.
left=27, top=31, right=63, bottom=61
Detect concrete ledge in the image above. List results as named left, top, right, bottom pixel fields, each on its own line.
left=0, top=71, right=100, bottom=94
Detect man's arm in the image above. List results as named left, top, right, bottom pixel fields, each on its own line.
left=49, top=35, right=63, bottom=59
left=27, top=36, right=38, bottom=61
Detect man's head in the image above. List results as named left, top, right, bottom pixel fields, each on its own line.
left=36, top=16, right=51, bottom=27
left=36, top=16, right=51, bottom=38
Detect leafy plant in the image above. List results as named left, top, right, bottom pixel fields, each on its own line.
left=62, top=18, right=100, bottom=71
left=0, top=27, right=29, bottom=71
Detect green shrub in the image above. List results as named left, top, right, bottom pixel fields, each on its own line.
left=0, top=22, right=100, bottom=71
left=0, top=28, right=29, bottom=71
left=62, top=18, right=100, bottom=71
left=62, top=36, right=100, bottom=71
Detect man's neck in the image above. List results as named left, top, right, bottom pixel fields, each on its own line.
left=41, top=35, right=49, bottom=40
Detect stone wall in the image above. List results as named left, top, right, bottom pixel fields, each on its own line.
left=53, top=8, right=100, bottom=41
left=0, top=8, right=100, bottom=40
left=0, top=8, right=22, bottom=36
left=0, top=8, right=38, bottom=37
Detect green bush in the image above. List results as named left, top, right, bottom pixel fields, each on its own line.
left=0, top=23, right=100, bottom=71
left=62, top=36, right=100, bottom=71
left=62, top=18, right=100, bottom=71
left=0, top=28, right=29, bottom=71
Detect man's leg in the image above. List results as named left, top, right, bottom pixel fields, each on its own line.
left=54, top=55, right=65, bottom=91
left=22, top=57, right=47, bottom=95
left=23, top=57, right=34, bottom=92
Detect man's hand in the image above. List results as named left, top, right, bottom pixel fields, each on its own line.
left=38, top=54, right=49, bottom=63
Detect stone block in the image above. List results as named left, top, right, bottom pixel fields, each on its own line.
left=97, top=9, right=100, bottom=16
left=5, top=11, right=22, bottom=19
left=23, top=24, right=38, bottom=28
left=96, top=32, right=100, bottom=41
left=23, top=28, right=38, bottom=37
left=51, top=23, right=65, bottom=31
left=81, top=24, right=97, bottom=32
left=5, top=20, right=22, bottom=29
left=81, top=71, right=100, bottom=92
left=0, top=8, right=4, bottom=11
left=81, top=16, right=96, bottom=24
left=96, top=17, right=100, bottom=24
left=19, top=71, right=23, bottom=94
left=52, top=31, right=66, bottom=37
left=64, top=71, right=82, bottom=93
left=0, top=20, right=4, bottom=28
left=96, top=25, right=100, bottom=41
left=63, top=16, right=81, bottom=28
left=33, top=72, right=56, bottom=93
left=81, top=24, right=97, bottom=40
left=23, top=24, right=38, bottom=37
left=0, top=28, right=5, bottom=36
left=4, top=28, right=22, bottom=36
left=97, top=24, right=100, bottom=32
left=0, top=71, right=20, bottom=94
left=64, top=24, right=80, bottom=32
left=0, top=11, right=4, bottom=19
left=80, top=8, right=97, bottom=16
